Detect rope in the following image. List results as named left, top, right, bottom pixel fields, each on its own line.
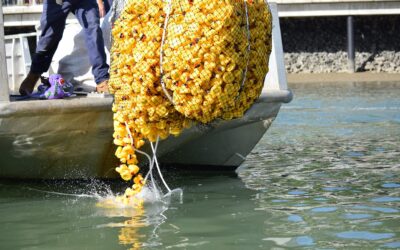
left=150, top=139, right=172, bottom=193
left=124, top=122, right=171, bottom=193
left=124, top=122, right=153, bottom=164
left=159, top=0, right=175, bottom=104
left=145, top=139, right=158, bottom=192
left=236, top=0, right=251, bottom=100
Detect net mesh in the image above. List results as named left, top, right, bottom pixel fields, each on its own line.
left=108, top=0, right=272, bottom=202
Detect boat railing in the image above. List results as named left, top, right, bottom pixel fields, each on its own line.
left=4, top=32, right=37, bottom=95
left=0, top=1, right=10, bottom=103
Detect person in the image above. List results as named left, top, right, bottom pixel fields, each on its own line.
left=97, top=0, right=112, bottom=17
left=19, top=0, right=110, bottom=95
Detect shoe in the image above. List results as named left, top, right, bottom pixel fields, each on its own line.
left=96, top=80, right=109, bottom=94
left=19, top=73, right=41, bottom=96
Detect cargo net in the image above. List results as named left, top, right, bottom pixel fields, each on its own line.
left=108, top=0, right=272, bottom=205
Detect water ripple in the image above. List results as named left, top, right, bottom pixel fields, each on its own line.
left=336, top=231, right=395, bottom=240
left=237, top=83, right=400, bottom=249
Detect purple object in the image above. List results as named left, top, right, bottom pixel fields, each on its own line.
left=36, top=74, right=73, bottom=99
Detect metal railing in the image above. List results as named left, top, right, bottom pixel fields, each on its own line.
left=0, top=1, right=10, bottom=102
left=2, top=0, right=43, bottom=6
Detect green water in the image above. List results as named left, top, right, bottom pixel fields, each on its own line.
left=1, top=82, right=399, bottom=249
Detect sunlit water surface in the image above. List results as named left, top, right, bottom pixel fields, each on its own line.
left=1, top=82, right=399, bottom=249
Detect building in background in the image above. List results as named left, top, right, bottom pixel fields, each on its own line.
left=2, top=0, right=43, bottom=6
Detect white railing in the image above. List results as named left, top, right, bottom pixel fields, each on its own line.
left=2, top=0, right=42, bottom=6
left=4, top=33, right=36, bottom=95
left=0, top=1, right=10, bottom=102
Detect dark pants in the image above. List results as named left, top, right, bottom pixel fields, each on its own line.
left=104, top=0, right=112, bottom=13
left=31, top=0, right=109, bottom=84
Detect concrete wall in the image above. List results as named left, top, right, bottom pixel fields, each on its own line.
left=273, top=0, right=400, bottom=17
left=281, top=15, right=400, bottom=73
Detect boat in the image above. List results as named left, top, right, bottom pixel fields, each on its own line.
left=0, top=3, right=292, bottom=179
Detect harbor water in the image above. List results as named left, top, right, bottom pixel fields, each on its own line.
left=0, top=82, right=399, bottom=249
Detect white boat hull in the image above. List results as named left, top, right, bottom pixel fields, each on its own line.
left=0, top=90, right=291, bottom=179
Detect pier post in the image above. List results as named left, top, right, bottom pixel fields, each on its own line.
left=0, top=1, right=10, bottom=102
left=347, top=16, right=355, bottom=73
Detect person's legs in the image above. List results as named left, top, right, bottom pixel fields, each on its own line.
left=20, top=0, right=72, bottom=95
left=104, top=0, right=112, bottom=14
left=74, top=0, right=110, bottom=86
left=31, top=0, right=72, bottom=74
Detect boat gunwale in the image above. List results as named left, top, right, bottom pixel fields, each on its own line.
left=0, top=96, right=113, bottom=118
left=0, top=90, right=292, bottom=118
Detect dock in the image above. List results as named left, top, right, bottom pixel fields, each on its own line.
left=274, top=0, right=400, bottom=17
left=274, top=0, right=400, bottom=72
left=2, top=0, right=400, bottom=74
left=3, top=1, right=400, bottom=27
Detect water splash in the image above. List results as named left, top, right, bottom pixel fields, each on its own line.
left=96, top=184, right=183, bottom=209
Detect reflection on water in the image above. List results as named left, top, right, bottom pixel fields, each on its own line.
left=0, top=82, right=399, bottom=249
left=96, top=186, right=183, bottom=249
left=98, top=201, right=164, bottom=250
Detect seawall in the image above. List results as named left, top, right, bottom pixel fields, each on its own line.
left=281, top=15, right=400, bottom=73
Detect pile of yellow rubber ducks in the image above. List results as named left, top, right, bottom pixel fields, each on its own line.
left=109, top=0, right=272, bottom=202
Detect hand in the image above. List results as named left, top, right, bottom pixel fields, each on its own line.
left=97, top=0, right=106, bottom=18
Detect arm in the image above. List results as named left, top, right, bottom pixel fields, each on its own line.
left=97, top=0, right=106, bottom=18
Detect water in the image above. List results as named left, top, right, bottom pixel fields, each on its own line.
left=1, top=82, right=399, bottom=249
